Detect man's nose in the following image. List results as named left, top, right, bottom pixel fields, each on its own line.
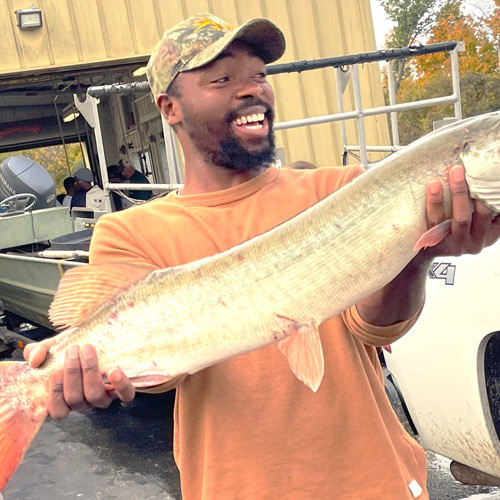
left=235, top=79, right=264, bottom=99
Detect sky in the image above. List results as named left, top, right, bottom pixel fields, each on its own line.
left=370, top=0, right=394, bottom=49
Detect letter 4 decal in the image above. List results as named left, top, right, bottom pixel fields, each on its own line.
left=428, top=262, right=456, bottom=285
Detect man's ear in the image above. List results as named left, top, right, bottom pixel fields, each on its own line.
left=157, top=94, right=182, bottom=126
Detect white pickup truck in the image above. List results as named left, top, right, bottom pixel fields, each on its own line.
left=383, top=239, right=500, bottom=484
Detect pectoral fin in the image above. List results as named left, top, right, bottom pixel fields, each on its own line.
left=278, top=321, right=324, bottom=392
left=413, top=219, right=452, bottom=251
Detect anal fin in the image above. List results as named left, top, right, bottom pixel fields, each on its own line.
left=278, top=321, right=324, bottom=392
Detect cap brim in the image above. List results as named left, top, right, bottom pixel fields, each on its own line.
left=184, top=18, right=285, bottom=73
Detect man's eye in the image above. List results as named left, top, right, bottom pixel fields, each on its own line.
left=212, top=76, right=229, bottom=83
left=255, top=72, right=267, bottom=79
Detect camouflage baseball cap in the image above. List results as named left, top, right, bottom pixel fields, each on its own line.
left=146, top=13, right=286, bottom=104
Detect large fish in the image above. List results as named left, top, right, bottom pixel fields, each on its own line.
left=1, top=111, right=499, bottom=490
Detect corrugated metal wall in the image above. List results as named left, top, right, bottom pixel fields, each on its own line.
left=1, top=0, right=389, bottom=166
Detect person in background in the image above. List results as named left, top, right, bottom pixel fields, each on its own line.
left=25, top=13, right=500, bottom=500
left=57, top=176, right=77, bottom=208
left=288, top=160, right=317, bottom=170
left=70, top=168, right=93, bottom=209
left=118, top=159, right=152, bottom=201
left=107, top=165, right=126, bottom=211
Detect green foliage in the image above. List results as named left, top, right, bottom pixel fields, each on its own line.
left=381, top=0, right=450, bottom=47
left=381, top=0, right=500, bottom=144
left=380, top=0, right=451, bottom=89
left=0, top=143, right=85, bottom=193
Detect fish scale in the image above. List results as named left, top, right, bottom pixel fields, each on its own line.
left=1, top=111, right=500, bottom=491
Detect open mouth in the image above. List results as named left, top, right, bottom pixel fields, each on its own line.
left=232, top=112, right=266, bottom=130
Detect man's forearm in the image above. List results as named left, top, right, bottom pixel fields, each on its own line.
left=355, top=253, right=433, bottom=326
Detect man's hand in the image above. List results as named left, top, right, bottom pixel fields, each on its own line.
left=356, top=164, right=500, bottom=326
left=424, top=164, right=500, bottom=257
left=24, top=341, right=135, bottom=420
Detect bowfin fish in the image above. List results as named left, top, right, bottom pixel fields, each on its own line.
left=1, top=111, right=500, bottom=491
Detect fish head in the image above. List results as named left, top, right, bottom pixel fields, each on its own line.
left=461, top=112, right=500, bottom=214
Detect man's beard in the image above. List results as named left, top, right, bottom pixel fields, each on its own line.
left=185, top=100, right=277, bottom=173
left=210, top=129, right=277, bottom=173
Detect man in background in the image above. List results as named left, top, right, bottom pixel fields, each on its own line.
left=118, top=159, right=152, bottom=201
left=56, top=176, right=76, bottom=207
left=70, top=168, right=93, bottom=209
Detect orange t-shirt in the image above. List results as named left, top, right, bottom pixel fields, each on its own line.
left=90, top=166, right=427, bottom=500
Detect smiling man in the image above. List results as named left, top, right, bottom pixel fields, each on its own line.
left=146, top=15, right=283, bottom=191
left=26, top=13, right=500, bottom=500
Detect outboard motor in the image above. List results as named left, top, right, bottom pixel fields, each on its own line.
left=0, top=156, right=56, bottom=211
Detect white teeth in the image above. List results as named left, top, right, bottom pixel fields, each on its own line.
left=233, top=112, right=265, bottom=126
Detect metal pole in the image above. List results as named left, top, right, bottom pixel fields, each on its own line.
left=450, top=46, right=462, bottom=120
left=161, top=116, right=183, bottom=184
left=334, top=67, right=348, bottom=158
left=387, top=60, right=400, bottom=147
left=351, top=65, right=368, bottom=168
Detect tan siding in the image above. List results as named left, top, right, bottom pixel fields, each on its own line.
left=70, top=0, right=107, bottom=60
left=0, top=0, right=390, bottom=165
left=99, top=0, right=135, bottom=58
left=264, top=0, right=312, bottom=163
left=0, top=1, right=22, bottom=71
left=42, top=0, right=79, bottom=64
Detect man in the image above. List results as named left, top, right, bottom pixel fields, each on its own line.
left=118, top=159, right=152, bottom=201
left=57, top=176, right=76, bottom=208
left=27, top=13, right=500, bottom=500
left=70, top=167, right=93, bottom=209
left=106, top=165, right=126, bottom=211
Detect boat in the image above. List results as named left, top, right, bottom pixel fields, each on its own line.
left=0, top=157, right=89, bottom=344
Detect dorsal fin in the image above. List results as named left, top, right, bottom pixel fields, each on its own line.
left=49, top=263, right=155, bottom=330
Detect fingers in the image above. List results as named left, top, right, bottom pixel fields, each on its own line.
left=48, top=369, right=70, bottom=420
left=424, top=164, right=500, bottom=257
left=62, top=344, right=112, bottom=414
left=449, top=165, right=472, bottom=242
left=108, top=368, right=136, bottom=403
left=47, top=343, right=135, bottom=420
left=426, top=179, right=445, bottom=227
left=24, top=337, right=57, bottom=367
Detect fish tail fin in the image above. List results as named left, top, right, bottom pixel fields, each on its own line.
left=0, top=361, right=48, bottom=491
left=278, top=320, right=324, bottom=392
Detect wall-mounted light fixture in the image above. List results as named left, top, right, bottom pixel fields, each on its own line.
left=15, top=7, right=43, bottom=30
left=62, top=103, right=80, bottom=123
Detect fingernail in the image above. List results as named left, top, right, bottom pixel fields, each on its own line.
left=68, top=345, right=79, bottom=359
left=28, top=347, right=38, bottom=366
left=429, top=180, right=441, bottom=195
left=452, top=166, right=464, bottom=182
left=81, top=344, right=94, bottom=359
left=110, top=368, right=122, bottom=383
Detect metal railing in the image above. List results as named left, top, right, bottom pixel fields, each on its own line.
left=83, top=41, right=462, bottom=189
left=266, top=41, right=461, bottom=167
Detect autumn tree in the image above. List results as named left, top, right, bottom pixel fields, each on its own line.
left=0, top=143, right=85, bottom=194
left=380, top=0, right=450, bottom=90
left=386, top=0, right=500, bottom=144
